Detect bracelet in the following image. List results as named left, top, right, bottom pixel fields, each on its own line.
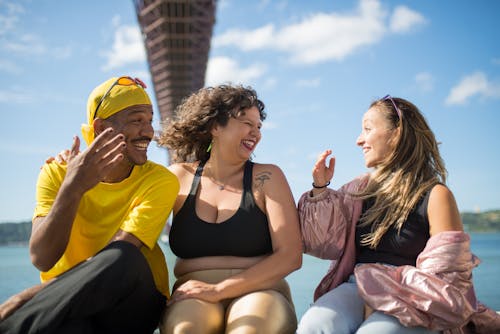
left=312, top=181, right=330, bottom=189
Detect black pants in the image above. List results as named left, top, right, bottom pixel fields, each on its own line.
left=0, top=241, right=166, bottom=334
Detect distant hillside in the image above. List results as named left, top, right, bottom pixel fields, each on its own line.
left=0, top=221, right=31, bottom=245
left=1, top=210, right=499, bottom=245
left=462, top=210, right=500, bottom=233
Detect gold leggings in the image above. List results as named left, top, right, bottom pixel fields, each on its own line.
left=159, top=269, right=297, bottom=334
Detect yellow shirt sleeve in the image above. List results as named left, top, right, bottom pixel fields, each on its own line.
left=31, top=161, right=179, bottom=297
left=33, top=162, right=65, bottom=220
left=120, top=165, right=179, bottom=250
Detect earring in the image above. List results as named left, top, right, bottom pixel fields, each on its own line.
left=206, top=142, right=212, bottom=153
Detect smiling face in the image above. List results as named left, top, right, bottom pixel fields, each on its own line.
left=212, top=106, right=262, bottom=162
left=102, top=104, right=154, bottom=166
left=356, top=106, right=399, bottom=168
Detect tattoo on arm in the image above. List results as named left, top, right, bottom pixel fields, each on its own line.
left=254, top=171, right=271, bottom=190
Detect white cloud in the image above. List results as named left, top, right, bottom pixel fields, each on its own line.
left=262, top=77, right=277, bottom=89
left=53, top=45, right=73, bottom=60
left=0, top=12, right=18, bottom=35
left=262, top=121, right=277, bottom=130
left=2, top=35, right=73, bottom=60
left=0, top=3, right=71, bottom=60
left=213, top=0, right=426, bottom=65
left=0, top=141, right=56, bottom=156
left=2, top=33, right=46, bottom=55
left=217, top=0, right=231, bottom=10
left=0, top=89, right=34, bottom=103
left=389, top=5, right=427, bottom=33
left=205, top=56, right=267, bottom=86
left=0, top=2, right=40, bottom=55
left=0, top=1, right=23, bottom=35
left=2, top=1, right=25, bottom=15
left=0, top=58, right=22, bottom=74
left=308, top=151, right=322, bottom=161
left=445, top=71, right=500, bottom=106
left=296, top=78, right=321, bottom=87
left=101, top=24, right=146, bottom=71
left=258, top=0, right=271, bottom=10
left=415, top=72, right=434, bottom=92
left=129, top=70, right=151, bottom=83
left=276, top=0, right=387, bottom=64
left=0, top=86, right=80, bottom=105
left=111, top=14, right=121, bottom=27
left=258, top=0, right=288, bottom=11
left=275, top=1, right=288, bottom=11
left=213, top=24, right=274, bottom=51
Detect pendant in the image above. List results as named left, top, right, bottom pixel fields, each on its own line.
left=218, top=185, right=225, bottom=191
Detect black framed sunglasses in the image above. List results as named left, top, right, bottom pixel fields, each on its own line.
left=92, top=76, right=147, bottom=120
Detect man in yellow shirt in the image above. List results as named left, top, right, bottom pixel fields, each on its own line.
left=0, top=76, right=179, bottom=334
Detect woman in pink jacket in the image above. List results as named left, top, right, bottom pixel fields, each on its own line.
left=297, top=96, right=500, bottom=333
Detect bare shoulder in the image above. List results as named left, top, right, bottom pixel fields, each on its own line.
left=428, top=184, right=464, bottom=235
left=252, top=162, right=285, bottom=175
left=168, top=162, right=199, bottom=212
left=168, top=162, right=198, bottom=179
left=252, top=162, right=290, bottom=193
left=253, top=163, right=286, bottom=182
left=251, top=162, right=296, bottom=215
left=429, top=184, right=460, bottom=212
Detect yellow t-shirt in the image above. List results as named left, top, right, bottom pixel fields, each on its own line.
left=33, top=160, right=179, bottom=297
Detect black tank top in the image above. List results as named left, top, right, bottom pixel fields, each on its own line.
left=355, top=189, right=431, bottom=266
left=169, top=160, right=273, bottom=259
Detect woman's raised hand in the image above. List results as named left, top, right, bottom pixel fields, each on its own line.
left=312, top=149, right=335, bottom=189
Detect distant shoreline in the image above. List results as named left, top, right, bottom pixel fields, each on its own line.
left=1, top=210, right=500, bottom=246
left=3, top=233, right=500, bottom=247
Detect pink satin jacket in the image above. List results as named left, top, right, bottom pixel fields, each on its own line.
left=298, top=177, right=500, bottom=333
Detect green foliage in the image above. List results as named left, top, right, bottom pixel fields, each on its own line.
left=1, top=210, right=499, bottom=245
left=462, top=210, right=500, bottom=233
left=0, top=221, right=31, bottom=245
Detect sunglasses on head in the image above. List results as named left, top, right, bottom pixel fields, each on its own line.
left=381, top=94, right=402, bottom=121
left=93, top=76, right=147, bottom=119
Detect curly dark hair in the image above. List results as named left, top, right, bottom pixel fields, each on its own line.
left=157, top=84, right=266, bottom=162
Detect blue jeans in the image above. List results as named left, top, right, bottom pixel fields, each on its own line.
left=296, top=275, right=439, bottom=334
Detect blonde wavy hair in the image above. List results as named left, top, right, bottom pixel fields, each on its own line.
left=157, top=84, right=266, bottom=163
left=356, top=97, right=447, bottom=248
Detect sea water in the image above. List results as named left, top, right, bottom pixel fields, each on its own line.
left=1, top=233, right=499, bottom=320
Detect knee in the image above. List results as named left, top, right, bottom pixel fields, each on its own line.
left=100, top=241, right=147, bottom=274
left=356, top=311, right=435, bottom=334
left=297, top=306, right=351, bottom=334
left=159, top=299, right=224, bottom=334
left=227, top=291, right=297, bottom=334
left=94, top=241, right=153, bottom=290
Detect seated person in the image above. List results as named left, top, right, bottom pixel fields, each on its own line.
left=157, top=84, right=302, bottom=334
left=0, top=76, right=179, bottom=334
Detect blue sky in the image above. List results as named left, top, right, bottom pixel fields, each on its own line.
left=1, top=0, right=499, bottom=222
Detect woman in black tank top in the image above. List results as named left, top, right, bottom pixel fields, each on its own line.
left=295, top=96, right=495, bottom=333
left=157, top=85, right=302, bottom=334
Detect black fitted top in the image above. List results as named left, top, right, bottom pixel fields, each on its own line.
left=169, top=160, right=273, bottom=259
left=355, top=189, right=432, bottom=266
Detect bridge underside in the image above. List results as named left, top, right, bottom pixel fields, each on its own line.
left=134, top=0, right=216, bottom=123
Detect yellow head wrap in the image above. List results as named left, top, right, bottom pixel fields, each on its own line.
left=81, top=76, right=152, bottom=146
